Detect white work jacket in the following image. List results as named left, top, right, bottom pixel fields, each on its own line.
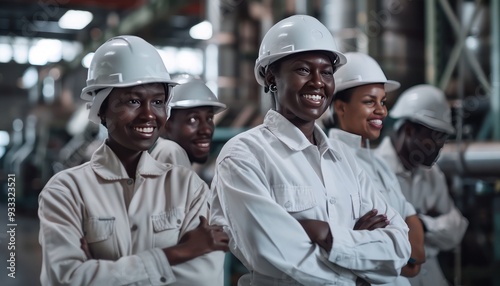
left=329, top=129, right=418, bottom=286
left=210, top=110, right=411, bottom=286
left=38, top=142, right=225, bottom=286
left=329, top=129, right=416, bottom=219
left=375, top=137, right=469, bottom=286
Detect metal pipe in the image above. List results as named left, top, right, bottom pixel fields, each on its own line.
left=425, top=0, right=438, bottom=85
left=491, top=1, right=500, bottom=284
left=437, top=142, right=500, bottom=177
left=492, top=0, right=500, bottom=139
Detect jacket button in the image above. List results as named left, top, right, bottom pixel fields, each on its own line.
left=127, top=179, right=134, bottom=185
left=131, top=225, right=138, bottom=231
left=160, top=277, right=166, bottom=283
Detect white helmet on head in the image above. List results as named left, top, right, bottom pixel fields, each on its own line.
left=254, top=14, right=347, bottom=87
left=169, top=79, right=227, bottom=114
left=390, top=84, right=455, bottom=134
left=81, top=35, right=177, bottom=124
left=334, top=52, right=400, bottom=93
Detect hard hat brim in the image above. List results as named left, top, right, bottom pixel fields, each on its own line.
left=170, top=100, right=227, bottom=114
left=81, top=79, right=178, bottom=101
left=401, top=116, right=456, bottom=135
left=255, top=50, right=347, bottom=87
left=335, top=79, right=400, bottom=94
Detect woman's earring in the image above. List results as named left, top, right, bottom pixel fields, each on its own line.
left=269, top=84, right=277, bottom=93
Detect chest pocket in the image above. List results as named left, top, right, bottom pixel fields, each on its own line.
left=272, top=185, right=317, bottom=212
left=84, top=217, right=118, bottom=260
left=151, top=209, right=184, bottom=248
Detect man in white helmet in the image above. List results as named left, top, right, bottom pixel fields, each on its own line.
left=210, top=15, right=411, bottom=286
left=38, top=35, right=229, bottom=285
left=375, top=84, right=469, bottom=286
left=149, top=78, right=227, bottom=169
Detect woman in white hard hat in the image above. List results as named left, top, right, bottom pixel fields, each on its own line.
left=375, top=84, right=469, bottom=286
left=328, top=52, right=426, bottom=285
left=209, top=15, right=411, bottom=286
left=38, top=35, right=229, bottom=285
left=150, top=78, right=227, bottom=166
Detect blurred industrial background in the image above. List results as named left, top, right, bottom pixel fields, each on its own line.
left=0, top=0, right=499, bottom=285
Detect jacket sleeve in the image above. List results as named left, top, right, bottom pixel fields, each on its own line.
left=328, top=168, right=411, bottom=284
left=38, top=186, right=175, bottom=286
left=171, top=180, right=225, bottom=286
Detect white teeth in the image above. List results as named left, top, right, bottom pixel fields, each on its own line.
left=134, top=127, right=154, bottom=133
left=303, top=94, right=322, bottom=101
left=197, top=143, right=210, bottom=148
left=369, top=119, right=382, bottom=126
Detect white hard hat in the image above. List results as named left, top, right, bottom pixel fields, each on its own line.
left=390, top=84, right=455, bottom=134
left=254, top=14, right=347, bottom=87
left=171, top=73, right=201, bottom=85
left=334, top=52, right=400, bottom=93
left=81, top=35, right=177, bottom=124
left=169, top=79, right=227, bottom=114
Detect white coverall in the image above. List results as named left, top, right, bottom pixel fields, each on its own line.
left=149, top=137, right=191, bottom=168
left=210, top=110, right=411, bottom=286
left=329, top=128, right=418, bottom=286
left=38, top=142, right=225, bottom=286
left=376, top=137, right=469, bottom=286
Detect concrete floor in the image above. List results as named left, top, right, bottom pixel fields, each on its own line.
left=0, top=203, right=42, bottom=286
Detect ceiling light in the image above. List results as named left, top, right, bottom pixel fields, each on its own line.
left=22, top=67, right=38, bottom=89
left=81, top=52, right=94, bottom=68
left=59, top=10, right=93, bottom=30
left=0, top=43, right=12, bottom=63
left=189, top=21, right=213, bottom=40
left=28, top=39, right=62, bottom=66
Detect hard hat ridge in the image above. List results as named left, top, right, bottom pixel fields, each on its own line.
left=334, top=52, right=400, bottom=94
left=169, top=79, right=227, bottom=114
left=390, top=84, right=455, bottom=134
left=254, top=14, right=347, bottom=87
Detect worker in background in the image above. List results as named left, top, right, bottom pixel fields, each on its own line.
left=38, top=35, right=229, bottom=285
left=210, top=15, right=411, bottom=286
left=149, top=78, right=227, bottom=169
left=327, top=52, right=426, bottom=285
left=148, top=77, right=238, bottom=285
left=375, top=84, right=469, bottom=286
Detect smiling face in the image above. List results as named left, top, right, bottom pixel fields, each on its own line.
left=334, top=84, right=387, bottom=142
left=267, top=51, right=336, bottom=127
left=164, top=106, right=215, bottom=164
left=101, top=83, right=167, bottom=156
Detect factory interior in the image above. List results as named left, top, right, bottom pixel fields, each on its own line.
left=0, top=0, right=499, bottom=285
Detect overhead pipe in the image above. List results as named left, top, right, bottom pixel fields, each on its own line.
left=437, top=142, right=500, bottom=177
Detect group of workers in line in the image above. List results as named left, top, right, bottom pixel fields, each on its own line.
left=37, top=14, right=468, bottom=286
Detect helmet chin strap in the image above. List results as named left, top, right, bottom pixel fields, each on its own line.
left=88, top=88, right=113, bottom=125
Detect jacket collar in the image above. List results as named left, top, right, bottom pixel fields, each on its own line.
left=264, top=110, right=338, bottom=158
left=328, top=128, right=362, bottom=150
left=91, top=141, right=169, bottom=181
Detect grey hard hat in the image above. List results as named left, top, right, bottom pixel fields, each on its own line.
left=169, top=79, right=227, bottom=114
